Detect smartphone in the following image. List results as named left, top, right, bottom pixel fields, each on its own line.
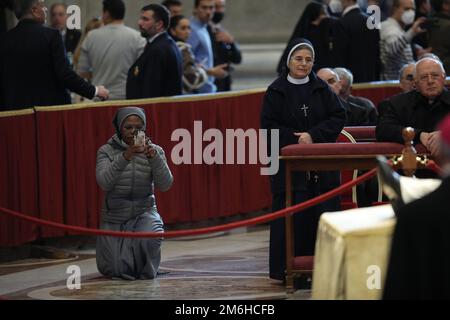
left=134, top=130, right=146, bottom=147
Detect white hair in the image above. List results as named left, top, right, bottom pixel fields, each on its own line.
left=398, top=63, right=415, bottom=80
left=318, top=68, right=340, bottom=81
left=334, top=67, right=353, bottom=86
left=413, top=57, right=446, bottom=77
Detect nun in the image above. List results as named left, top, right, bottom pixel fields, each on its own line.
left=260, top=38, right=346, bottom=285
left=95, top=106, right=173, bottom=280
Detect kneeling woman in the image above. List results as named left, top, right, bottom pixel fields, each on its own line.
left=96, top=107, right=173, bottom=280
left=260, top=38, right=346, bottom=282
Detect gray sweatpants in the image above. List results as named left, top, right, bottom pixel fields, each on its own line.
left=96, top=211, right=164, bottom=280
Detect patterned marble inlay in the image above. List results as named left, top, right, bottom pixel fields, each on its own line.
left=27, top=277, right=288, bottom=300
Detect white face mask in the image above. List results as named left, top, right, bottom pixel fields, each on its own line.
left=329, top=0, right=343, bottom=14
left=401, top=9, right=415, bottom=26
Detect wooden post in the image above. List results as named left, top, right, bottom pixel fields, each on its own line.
left=285, top=161, right=295, bottom=292
left=401, top=127, right=418, bottom=177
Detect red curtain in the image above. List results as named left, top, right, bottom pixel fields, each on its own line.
left=31, top=92, right=272, bottom=241
left=1, top=82, right=417, bottom=246
left=0, top=111, right=39, bottom=246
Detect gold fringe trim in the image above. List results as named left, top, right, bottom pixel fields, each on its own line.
left=0, top=108, right=34, bottom=118
left=34, top=88, right=267, bottom=113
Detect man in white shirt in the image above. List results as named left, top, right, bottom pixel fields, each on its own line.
left=77, top=0, right=146, bottom=100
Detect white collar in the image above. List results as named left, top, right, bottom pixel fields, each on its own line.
left=148, top=32, right=164, bottom=44
left=287, top=74, right=310, bottom=85
left=343, top=4, right=359, bottom=16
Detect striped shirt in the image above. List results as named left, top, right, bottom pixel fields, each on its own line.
left=380, top=18, right=415, bottom=80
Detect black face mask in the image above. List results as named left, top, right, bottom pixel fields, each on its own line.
left=212, top=12, right=224, bottom=24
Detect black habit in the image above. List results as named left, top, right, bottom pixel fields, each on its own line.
left=376, top=89, right=450, bottom=145
left=261, top=69, right=346, bottom=281
left=332, top=7, right=381, bottom=82
left=383, top=177, right=450, bottom=299
left=0, top=19, right=96, bottom=111
left=126, top=32, right=182, bottom=99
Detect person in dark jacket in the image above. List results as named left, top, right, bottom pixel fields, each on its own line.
left=317, top=67, right=374, bottom=126
left=277, top=1, right=337, bottom=74
left=49, top=3, right=81, bottom=56
left=0, top=0, right=15, bottom=35
left=334, top=67, right=378, bottom=125
left=261, top=38, right=346, bottom=283
left=376, top=57, right=450, bottom=156
left=0, top=0, right=109, bottom=111
left=126, top=4, right=182, bottom=99
left=428, top=0, right=450, bottom=75
left=208, top=0, right=242, bottom=91
left=96, top=107, right=173, bottom=280
left=332, top=0, right=381, bottom=82
left=383, top=114, right=450, bottom=299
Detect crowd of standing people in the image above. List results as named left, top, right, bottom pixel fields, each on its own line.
left=0, top=0, right=242, bottom=111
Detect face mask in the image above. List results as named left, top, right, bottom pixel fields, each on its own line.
left=212, top=12, right=224, bottom=24
left=329, top=0, right=343, bottom=14
left=401, top=9, right=415, bottom=26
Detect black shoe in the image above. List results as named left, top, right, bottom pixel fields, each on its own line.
left=376, top=156, right=404, bottom=214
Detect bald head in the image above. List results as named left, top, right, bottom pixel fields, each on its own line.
left=415, top=58, right=446, bottom=99
left=399, top=63, right=416, bottom=93
left=317, top=68, right=341, bottom=95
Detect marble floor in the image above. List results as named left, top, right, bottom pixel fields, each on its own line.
left=0, top=226, right=311, bottom=300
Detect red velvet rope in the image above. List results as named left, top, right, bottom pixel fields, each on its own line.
left=0, top=169, right=377, bottom=239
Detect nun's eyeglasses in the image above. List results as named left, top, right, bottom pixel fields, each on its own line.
left=290, top=57, right=313, bottom=65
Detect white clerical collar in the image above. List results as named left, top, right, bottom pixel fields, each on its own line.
left=343, top=4, right=359, bottom=16
left=148, top=32, right=164, bottom=44
left=287, top=74, right=310, bottom=85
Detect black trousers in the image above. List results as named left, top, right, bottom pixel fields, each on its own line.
left=269, top=186, right=340, bottom=281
